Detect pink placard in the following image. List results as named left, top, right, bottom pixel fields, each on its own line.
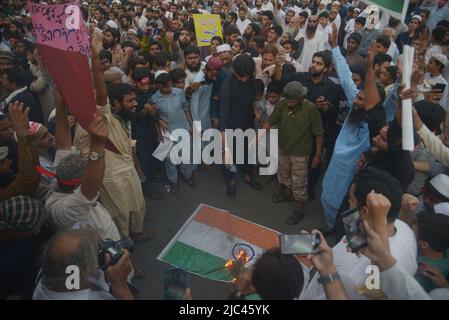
left=27, top=2, right=89, bottom=55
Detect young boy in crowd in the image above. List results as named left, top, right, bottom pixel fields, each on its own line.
left=413, top=209, right=449, bottom=292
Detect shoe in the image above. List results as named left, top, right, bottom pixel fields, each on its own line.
left=168, top=183, right=180, bottom=195
left=244, top=177, right=263, bottom=190
left=286, top=209, right=305, bottom=225
left=148, top=190, right=164, bottom=200
left=319, top=225, right=336, bottom=236
left=226, top=185, right=236, bottom=199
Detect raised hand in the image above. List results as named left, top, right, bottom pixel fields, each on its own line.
left=328, top=23, right=338, bottom=49
left=366, top=40, right=377, bottom=69
left=364, top=190, right=391, bottom=230
left=88, top=113, right=109, bottom=145
left=8, top=101, right=30, bottom=138
left=89, top=24, right=103, bottom=58
left=308, top=230, right=336, bottom=276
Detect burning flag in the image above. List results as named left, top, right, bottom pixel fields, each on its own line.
left=158, top=204, right=281, bottom=282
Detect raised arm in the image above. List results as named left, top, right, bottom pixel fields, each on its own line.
left=364, top=41, right=381, bottom=111
left=54, top=87, right=72, bottom=151
left=90, top=27, right=108, bottom=106
left=80, top=114, right=108, bottom=201
left=329, top=23, right=358, bottom=106
left=0, top=102, right=40, bottom=200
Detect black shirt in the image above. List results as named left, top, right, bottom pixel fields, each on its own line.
left=219, top=75, right=256, bottom=130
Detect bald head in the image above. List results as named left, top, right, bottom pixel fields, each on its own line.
left=42, top=228, right=100, bottom=292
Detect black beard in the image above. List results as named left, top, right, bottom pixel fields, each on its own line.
left=103, top=42, right=115, bottom=49
left=306, top=24, right=318, bottom=33
left=309, top=70, right=323, bottom=77
left=187, top=63, right=201, bottom=73
left=348, top=106, right=366, bottom=127
left=118, top=108, right=135, bottom=121
left=179, top=41, right=190, bottom=51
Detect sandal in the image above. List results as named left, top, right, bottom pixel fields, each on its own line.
left=286, top=210, right=305, bottom=225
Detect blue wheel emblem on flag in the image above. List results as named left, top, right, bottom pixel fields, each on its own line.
left=232, top=243, right=255, bottom=262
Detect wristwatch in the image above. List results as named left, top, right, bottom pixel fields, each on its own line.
left=317, top=271, right=340, bottom=285
left=89, top=151, right=105, bottom=161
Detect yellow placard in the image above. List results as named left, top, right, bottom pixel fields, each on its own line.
left=193, top=14, right=223, bottom=47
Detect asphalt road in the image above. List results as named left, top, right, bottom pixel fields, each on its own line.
left=132, top=165, right=332, bottom=300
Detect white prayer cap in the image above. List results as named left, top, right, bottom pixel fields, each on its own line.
left=354, top=8, right=361, bottom=13
left=154, top=70, right=169, bottom=80
left=410, top=15, right=422, bottom=22
left=127, top=28, right=138, bottom=35
left=81, top=2, right=89, bottom=7
left=217, top=44, right=232, bottom=54
left=111, top=0, right=122, bottom=5
left=434, top=203, right=449, bottom=217
left=106, top=20, right=119, bottom=30
left=429, top=174, right=449, bottom=200
left=432, top=53, right=448, bottom=68
left=332, top=1, right=341, bottom=6
left=319, top=1, right=327, bottom=5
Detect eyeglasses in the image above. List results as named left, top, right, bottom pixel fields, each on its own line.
left=309, top=20, right=318, bottom=23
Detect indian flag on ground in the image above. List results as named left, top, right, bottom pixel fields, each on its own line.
left=157, top=204, right=282, bottom=282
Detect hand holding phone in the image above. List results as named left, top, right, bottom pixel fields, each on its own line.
left=279, top=233, right=321, bottom=255
left=164, top=268, right=190, bottom=300
left=342, top=208, right=368, bottom=251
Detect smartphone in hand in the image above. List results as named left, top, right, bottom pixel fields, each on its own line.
left=342, top=208, right=368, bottom=251
left=279, top=233, right=321, bottom=255
left=164, top=268, right=190, bottom=300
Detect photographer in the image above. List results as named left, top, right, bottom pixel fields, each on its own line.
left=302, top=167, right=418, bottom=300
left=33, top=228, right=134, bottom=300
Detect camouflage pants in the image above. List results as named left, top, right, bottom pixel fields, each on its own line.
left=277, top=152, right=309, bottom=202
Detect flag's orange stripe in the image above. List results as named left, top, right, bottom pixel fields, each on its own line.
left=193, top=206, right=312, bottom=267
left=193, top=206, right=280, bottom=250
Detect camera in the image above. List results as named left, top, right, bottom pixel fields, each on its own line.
left=98, top=237, right=134, bottom=270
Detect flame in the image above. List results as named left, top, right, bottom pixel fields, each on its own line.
left=225, top=259, right=233, bottom=270
left=237, top=249, right=249, bottom=263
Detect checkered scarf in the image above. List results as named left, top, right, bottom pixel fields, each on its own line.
left=0, top=196, right=46, bottom=233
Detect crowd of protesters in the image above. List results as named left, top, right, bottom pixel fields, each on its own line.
left=1, top=0, right=449, bottom=300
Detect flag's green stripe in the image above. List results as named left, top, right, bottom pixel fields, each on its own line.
left=365, top=0, right=405, bottom=13
left=162, top=241, right=234, bottom=282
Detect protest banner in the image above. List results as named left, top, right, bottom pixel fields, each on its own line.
left=193, top=14, right=222, bottom=47
left=27, top=1, right=95, bottom=130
